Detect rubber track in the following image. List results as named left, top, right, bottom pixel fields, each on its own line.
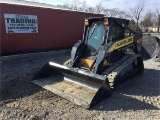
left=102, top=54, right=141, bottom=88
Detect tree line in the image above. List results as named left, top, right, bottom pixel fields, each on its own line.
left=57, top=0, right=160, bottom=33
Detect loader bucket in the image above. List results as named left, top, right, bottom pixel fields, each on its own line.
left=32, top=62, right=111, bottom=108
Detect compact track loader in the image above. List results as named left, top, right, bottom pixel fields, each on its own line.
left=32, top=17, right=144, bottom=108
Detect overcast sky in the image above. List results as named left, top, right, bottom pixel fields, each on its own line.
left=35, top=0, right=160, bottom=12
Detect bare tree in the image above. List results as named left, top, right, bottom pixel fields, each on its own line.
left=128, top=20, right=137, bottom=30
left=103, top=9, right=110, bottom=16
left=118, top=11, right=128, bottom=19
left=125, top=1, right=145, bottom=31
left=78, top=1, right=88, bottom=12
left=60, top=0, right=127, bottom=18
left=61, top=0, right=81, bottom=10
left=95, top=2, right=104, bottom=14
left=70, top=0, right=81, bottom=10
left=103, top=8, right=127, bottom=19
left=108, top=8, right=120, bottom=17
left=60, top=3, right=71, bottom=9
left=155, top=9, right=160, bottom=33
left=141, top=11, right=154, bottom=27
left=87, top=7, right=96, bottom=13
left=61, top=0, right=103, bottom=14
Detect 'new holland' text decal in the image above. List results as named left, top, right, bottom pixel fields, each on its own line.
left=109, top=36, right=133, bottom=52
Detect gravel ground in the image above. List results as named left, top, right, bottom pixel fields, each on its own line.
left=0, top=52, right=160, bottom=120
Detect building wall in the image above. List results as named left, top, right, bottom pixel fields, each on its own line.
left=145, top=27, right=158, bottom=32
left=0, top=3, right=103, bottom=55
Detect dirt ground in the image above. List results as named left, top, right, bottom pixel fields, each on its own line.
left=0, top=52, right=160, bottom=120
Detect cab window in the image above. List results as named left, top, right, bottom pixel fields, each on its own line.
left=109, top=24, right=124, bottom=42
left=87, top=24, right=105, bottom=51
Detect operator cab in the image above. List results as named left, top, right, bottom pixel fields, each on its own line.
left=76, top=17, right=130, bottom=69
left=77, top=18, right=109, bottom=69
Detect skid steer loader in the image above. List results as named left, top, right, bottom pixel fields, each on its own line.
left=32, top=17, right=144, bottom=108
